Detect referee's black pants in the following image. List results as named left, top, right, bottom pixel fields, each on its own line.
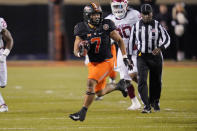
left=137, top=53, right=163, bottom=108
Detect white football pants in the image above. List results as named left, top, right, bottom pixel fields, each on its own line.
left=0, top=49, right=7, bottom=87
left=115, top=48, right=137, bottom=81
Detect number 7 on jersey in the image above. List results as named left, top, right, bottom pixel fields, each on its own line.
left=91, top=37, right=101, bottom=53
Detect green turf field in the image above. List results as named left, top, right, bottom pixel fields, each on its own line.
left=0, top=63, right=197, bottom=131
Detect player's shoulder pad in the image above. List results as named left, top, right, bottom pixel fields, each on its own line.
left=0, top=17, right=7, bottom=29
left=74, top=22, right=85, bottom=36
left=103, top=18, right=114, bottom=24
left=103, top=19, right=115, bottom=27
left=102, top=19, right=116, bottom=31
left=127, top=7, right=140, bottom=17
left=105, top=14, right=114, bottom=20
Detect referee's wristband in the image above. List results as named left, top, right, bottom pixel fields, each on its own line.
left=3, top=49, right=10, bottom=56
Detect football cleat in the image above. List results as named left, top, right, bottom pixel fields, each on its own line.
left=127, top=100, right=141, bottom=110
left=69, top=108, right=87, bottom=122
left=116, top=79, right=128, bottom=97
left=0, top=104, right=8, bottom=112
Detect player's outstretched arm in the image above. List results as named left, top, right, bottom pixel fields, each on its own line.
left=0, top=29, right=13, bottom=63
left=110, top=30, right=127, bottom=56
left=110, top=30, right=133, bottom=70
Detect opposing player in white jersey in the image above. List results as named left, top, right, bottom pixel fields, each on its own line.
left=106, top=0, right=141, bottom=110
left=0, top=17, right=14, bottom=112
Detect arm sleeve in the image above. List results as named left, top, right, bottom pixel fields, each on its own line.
left=74, top=24, right=80, bottom=36
left=158, top=24, right=170, bottom=52
left=108, top=19, right=117, bottom=32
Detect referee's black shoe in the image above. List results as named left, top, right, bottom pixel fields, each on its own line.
left=116, top=79, right=128, bottom=97
left=151, top=102, right=160, bottom=112
left=141, top=106, right=151, bottom=113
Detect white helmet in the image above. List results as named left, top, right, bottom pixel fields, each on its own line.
left=111, top=0, right=128, bottom=19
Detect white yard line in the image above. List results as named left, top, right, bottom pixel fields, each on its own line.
left=0, top=128, right=35, bottom=130
left=0, top=125, right=197, bottom=130
left=0, top=115, right=197, bottom=121
left=136, top=116, right=197, bottom=119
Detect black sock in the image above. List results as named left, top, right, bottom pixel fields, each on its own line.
left=81, top=107, right=88, bottom=112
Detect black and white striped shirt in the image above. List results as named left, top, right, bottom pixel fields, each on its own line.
left=129, top=20, right=170, bottom=54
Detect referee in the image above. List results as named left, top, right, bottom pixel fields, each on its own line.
left=129, top=4, right=170, bottom=113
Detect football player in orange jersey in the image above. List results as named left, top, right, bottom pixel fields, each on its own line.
left=69, top=2, right=133, bottom=121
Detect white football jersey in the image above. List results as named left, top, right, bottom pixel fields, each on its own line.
left=0, top=18, right=7, bottom=48
left=105, top=8, right=141, bottom=54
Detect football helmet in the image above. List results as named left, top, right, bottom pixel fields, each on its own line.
left=111, top=0, right=128, bottom=19
left=83, top=2, right=103, bottom=26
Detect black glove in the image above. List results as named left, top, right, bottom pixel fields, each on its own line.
left=78, top=41, right=90, bottom=57
left=123, top=57, right=133, bottom=70
left=83, top=41, right=90, bottom=51
left=78, top=44, right=85, bottom=57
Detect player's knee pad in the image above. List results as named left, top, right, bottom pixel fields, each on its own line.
left=86, top=86, right=95, bottom=95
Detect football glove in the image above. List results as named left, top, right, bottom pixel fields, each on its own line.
left=78, top=41, right=90, bottom=57
left=123, top=56, right=133, bottom=70
left=78, top=44, right=85, bottom=57
left=83, top=41, right=90, bottom=51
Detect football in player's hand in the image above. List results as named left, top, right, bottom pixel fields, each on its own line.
left=78, top=40, right=89, bottom=57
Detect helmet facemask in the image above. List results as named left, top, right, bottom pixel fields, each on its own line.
left=89, top=12, right=102, bottom=26
left=111, top=0, right=128, bottom=19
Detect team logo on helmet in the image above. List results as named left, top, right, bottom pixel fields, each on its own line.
left=103, top=24, right=109, bottom=31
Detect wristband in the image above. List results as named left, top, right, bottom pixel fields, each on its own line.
left=122, top=55, right=127, bottom=59
left=77, top=52, right=81, bottom=57
left=3, top=49, right=10, bottom=56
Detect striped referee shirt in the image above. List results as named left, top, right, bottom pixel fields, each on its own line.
left=129, top=19, right=170, bottom=54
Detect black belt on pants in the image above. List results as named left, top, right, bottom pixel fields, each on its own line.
left=137, top=51, right=161, bottom=58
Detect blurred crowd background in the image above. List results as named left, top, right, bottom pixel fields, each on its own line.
left=0, top=0, right=197, bottom=61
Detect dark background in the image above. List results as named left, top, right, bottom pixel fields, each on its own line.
left=0, top=4, right=197, bottom=60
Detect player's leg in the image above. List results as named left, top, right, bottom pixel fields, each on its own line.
left=108, top=70, right=117, bottom=84
left=95, top=44, right=117, bottom=100
left=126, top=82, right=141, bottom=110
left=127, top=55, right=141, bottom=110
left=117, top=50, right=140, bottom=109
left=149, top=56, right=162, bottom=112
left=69, top=59, right=113, bottom=121
left=96, top=80, right=117, bottom=97
left=137, top=56, right=151, bottom=113
left=0, top=58, right=8, bottom=112
left=69, top=78, right=97, bottom=122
